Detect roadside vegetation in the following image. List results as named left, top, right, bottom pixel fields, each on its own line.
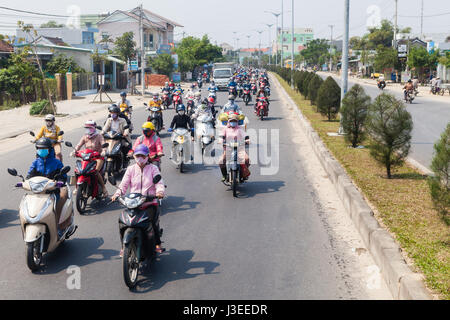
left=271, top=69, right=449, bottom=299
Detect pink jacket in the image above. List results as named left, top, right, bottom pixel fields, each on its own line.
left=131, top=133, right=164, bottom=162
left=114, top=163, right=165, bottom=204
left=219, top=126, right=247, bottom=145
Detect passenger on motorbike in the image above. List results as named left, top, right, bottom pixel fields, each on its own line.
left=222, top=95, right=242, bottom=114
left=129, top=122, right=164, bottom=171
left=72, top=120, right=108, bottom=197
left=218, top=114, right=250, bottom=182
left=34, top=114, right=63, bottom=162
left=117, top=91, right=132, bottom=115
left=102, top=105, right=132, bottom=158
left=112, top=144, right=165, bottom=255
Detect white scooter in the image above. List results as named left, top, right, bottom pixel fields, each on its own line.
left=7, top=166, right=77, bottom=271
left=194, top=113, right=215, bottom=157
left=170, top=128, right=192, bottom=173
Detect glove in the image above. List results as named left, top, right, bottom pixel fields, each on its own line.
left=168, top=128, right=173, bottom=133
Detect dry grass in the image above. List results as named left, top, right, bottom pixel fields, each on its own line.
left=275, top=74, right=450, bottom=299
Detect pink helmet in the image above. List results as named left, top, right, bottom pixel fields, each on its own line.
left=84, top=120, right=96, bottom=128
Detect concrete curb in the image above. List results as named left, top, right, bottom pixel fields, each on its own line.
left=271, top=73, right=433, bottom=300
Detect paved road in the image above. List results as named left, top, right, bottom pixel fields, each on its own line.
left=0, top=82, right=391, bottom=299
left=319, top=73, right=450, bottom=169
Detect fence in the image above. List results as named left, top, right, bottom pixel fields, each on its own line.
left=72, top=72, right=98, bottom=94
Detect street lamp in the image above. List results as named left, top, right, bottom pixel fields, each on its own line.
left=265, top=11, right=281, bottom=66
left=265, top=23, right=274, bottom=65
left=255, top=30, right=264, bottom=67
left=291, top=0, right=294, bottom=89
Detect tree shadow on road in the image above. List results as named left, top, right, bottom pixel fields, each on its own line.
left=0, top=209, right=19, bottom=229
left=37, top=237, right=119, bottom=275
left=132, top=248, right=220, bottom=293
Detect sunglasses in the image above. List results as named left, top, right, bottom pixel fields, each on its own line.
left=134, top=154, right=147, bottom=158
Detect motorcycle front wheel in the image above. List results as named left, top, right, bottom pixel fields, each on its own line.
left=76, top=183, right=88, bottom=214
left=26, top=239, right=42, bottom=272
left=232, top=170, right=238, bottom=197
left=123, top=241, right=139, bottom=289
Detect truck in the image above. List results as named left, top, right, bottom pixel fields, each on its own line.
left=212, top=62, right=235, bottom=71
left=212, top=68, right=233, bottom=91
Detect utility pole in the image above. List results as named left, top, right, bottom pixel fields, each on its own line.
left=140, top=4, right=145, bottom=97
left=420, top=0, right=424, bottom=40
left=236, top=38, right=240, bottom=64
left=265, top=11, right=281, bottom=66
left=291, top=0, right=294, bottom=89
left=266, top=24, right=273, bottom=65
left=256, top=30, right=263, bottom=67
left=393, top=0, right=398, bottom=48
left=339, top=0, right=349, bottom=135
left=281, top=0, right=284, bottom=68
left=329, top=25, right=334, bottom=71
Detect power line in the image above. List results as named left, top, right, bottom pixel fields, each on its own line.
left=0, top=6, right=70, bottom=18
left=400, top=11, right=450, bottom=18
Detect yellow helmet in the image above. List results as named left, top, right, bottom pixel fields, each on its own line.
left=142, top=122, right=155, bottom=130
left=218, top=113, right=229, bottom=122
left=238, top=114, right=245, bottom=121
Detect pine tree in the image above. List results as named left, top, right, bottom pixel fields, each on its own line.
left=365, top=93, right=413, bottom=179
left=316, top=76, right=341, bottom=120
left=307, top=75, right=324, bottom=106
left=341, top=84, right=371, bottom=147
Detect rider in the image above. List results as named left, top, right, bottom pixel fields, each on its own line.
left=34, top=114, right=63, bottom=162
left=129, top=122, right=164, bottom=171
left=228, top=77, right=238, bottom=96
left=168, top=80, right=176, bottom=93
left=112, top=144, right=165, bottom=256
left=194, top=91, right=203, bottom=107
left=72, top=120, right=108, bottom=198
left=208, top=81, right=218, bottom=93
left=117, top=91, right=132, bottom=115
left=377, top=75, right=386, bottom=89
left=403, top=79, right=414, bottom=100
left=168, top=104, right=195, bottom=160
left=222, top=95, right=242, bottom=114
left=218, top=113, right=250, bottom=183
left=148, top=93, right=164, bottom=129
left=27, top=137, right=69, bottom=231
left=102, top=105, right=132, bottom=161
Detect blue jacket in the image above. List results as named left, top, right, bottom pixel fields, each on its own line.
left=27, top=149, right=66, bottom=182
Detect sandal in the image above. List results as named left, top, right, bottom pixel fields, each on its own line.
left=119, top=248, right=124, bottom=258
left=155, top=246, right=165, bottom=254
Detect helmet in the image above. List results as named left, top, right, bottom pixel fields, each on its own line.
left=120, top=91, right=127, bottom=97
left=202, top=98, right=208, bottom=105
left=176, top=104, right=186, bottom=112
left=35, top=137, right=53, bottom=149
left=134, top=144, right=150, bottom=156
left=45, top=114, right=55, bottom=121
left=195, top=92, right=201, bottom=97
left=108, top=104, right=120, bottom=113
left=228, top=113, right=239, bottom=122
left=84, top=120, right=96, bottom=128
left=165, top=82, right=169, bottom=86
left=228, top=95, right=235, bottom=101
left=153, top=93, right=159, bottom=98
left=142, top=122, right=155, bottom=130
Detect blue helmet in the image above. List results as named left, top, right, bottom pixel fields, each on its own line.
left=120, top=91, right=127, bottom=97
left=176, top=104, right=186, bottom=112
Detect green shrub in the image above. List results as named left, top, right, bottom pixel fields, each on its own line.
left=316, top=76, right=341, bottom=120
left=307, top=75, right=324, bottom=106
left=341, top=84, right=371, bottom=147
left=365, top=93, right=413, bottom=179
left=29, top=99, right=52, bottom=115
left=301, top=72, right=313, bottom=96
left=428, top=122, right=450, bottom=223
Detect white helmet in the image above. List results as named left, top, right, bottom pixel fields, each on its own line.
left=195, top=92, right=201, bottom=98
left=45, top=114, right=55, bottom=121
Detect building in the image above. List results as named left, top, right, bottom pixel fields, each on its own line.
left=277, top=28, right=314, bottom=59
left=0, top=39, right=14, bottom=62
left=97, top=7, right=183, bottom=57
left=220, top=43, right=234, bottom=56
left=238, top=48, right=271, bottom=64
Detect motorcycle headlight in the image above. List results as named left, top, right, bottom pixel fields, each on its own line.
left=112, top=143, right=121, bottom=155
left=124, top=197, right=145, bottom=209
left=81, top=153, right=91, bottom=161
left=176, top=136, right=185, bottom=144
left=29, top=180, right=47, bottom=193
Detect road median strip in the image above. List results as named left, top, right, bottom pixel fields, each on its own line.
left=271, top=73, right=440, bottom=300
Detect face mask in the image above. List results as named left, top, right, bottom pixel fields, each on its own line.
left=135, top=156, right=148, bottom=166
left=143, top=130, right=153, bottom=137
left=37, top=149, right=49, bottom=158
left=85, top=128, right=96, bottom=136
left=229, top=121, right=238, bottom=128
left=178, top=111, right=185, bottom=116
left=111, top=113, right=118, bottom=120
left=46, top=121, right=54, bottom=128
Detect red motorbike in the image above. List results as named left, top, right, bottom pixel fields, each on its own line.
left=243, top=89, right=252, bottom=106
left=173, top=93, right=182, bottom=109
left=67, top=144, right=107, bottom=214
left=255, top=97, right=269, bottom=121
left=251, top=83, right=257, bottom=95
left=161, top=91, right=172, bottom=109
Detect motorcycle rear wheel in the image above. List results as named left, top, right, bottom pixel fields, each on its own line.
left=123, top=241, right=139, bottom=289
left=232, top=170, right=238, bottom=197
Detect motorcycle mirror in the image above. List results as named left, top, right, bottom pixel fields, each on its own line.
left=153, top=174, right=162, bottom=184
left=144, top=103, right=148, bottom=106
left=96, top=126, right=102, bottom=130
left=124, top=125, right=130, bottom=130
left=58, top=131, right=64, bottom=136
left=7, top=168, right=18, bottom=177
left=102, top=143, right=109, bottom=148
left=108, top=176, right=117, bottom=186
left=65, top=141, right=73, bottom=148
left=60, top=166, right=71, bottom=175
left=29, top=131, right=35, bottom=137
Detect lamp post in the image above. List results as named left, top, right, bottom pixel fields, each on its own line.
left=265, top=24, right=273, bottom=65
left=339, top=0, right=350, bottom=135
left=265, top=11, right=281, bottom=66
left=256, top=30, right=264, bottom=68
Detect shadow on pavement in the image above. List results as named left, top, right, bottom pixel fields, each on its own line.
left=0, top=209, right=19, bottom=229
left=161, top=196, right=201, bottom=216
left=133, top=248, right=220, bottom=293
left=38, top=237, right=119, bottom=274
left=235, top=180, right=285, bottom=199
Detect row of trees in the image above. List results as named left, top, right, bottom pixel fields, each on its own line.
left=271, top=66, right=448, bottom=220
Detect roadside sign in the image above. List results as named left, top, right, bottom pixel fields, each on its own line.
left=172, top=72, right=181, bottom=82
left=129, top=60, right=138, bottom=71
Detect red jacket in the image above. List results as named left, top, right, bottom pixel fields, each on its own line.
left=130, top=133, right=164, bottom=162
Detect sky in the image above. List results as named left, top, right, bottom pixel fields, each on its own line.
left=0, top=0, right=449, bottom=47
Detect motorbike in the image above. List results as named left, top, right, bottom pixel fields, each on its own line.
left=251, top=83, right=257, bottom=95
left=404, top=90, right=415, bottom=104
left=116, top=174, right=163, bottom=289
left=102, top=126, right=130, bottom=179
left=194, top=113, right=215, bottom=157
left=228, top=85, right=237, bottom=97
left=243, top=88, right=252, bottom=106
left=197, top=78, right=203, bottom=89
left=256, top=97, right=269, bottom=120
left=208, top=90, right=217, bottom=104
left=171, top=128, right=191, bottom=173
left=8, top=166, right=77, bottom=271
left=431, top=86, right=445, bottom=96
left=145, top=103, right=163, bottom=135
left=237, top=83, right=243, bottom=98
left=222, top=137, right=248, bottom=198
left=161, top=90, right=172, bottom=109
left=65, top=142, right=109, bottom=214
left=29, top=130, right=65, bottom=162
left=186, top=97, right=196, bottom=116
left=264, top=86, right=271, bottom=97
left=377, top=81, right=386, bottom=90
left=172, top=92, right=183, bottom=109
